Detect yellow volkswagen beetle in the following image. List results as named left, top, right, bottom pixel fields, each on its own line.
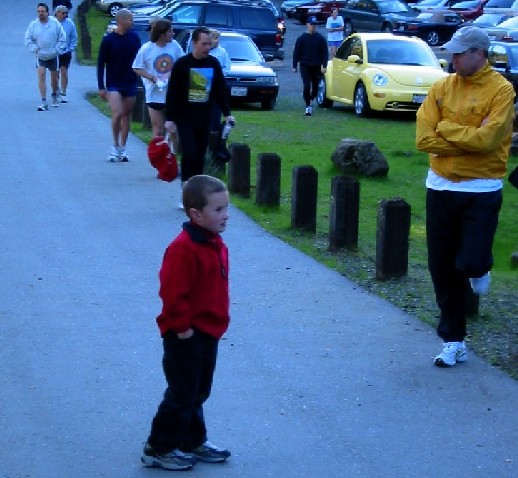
left=318, top=32, right=449, bottom=116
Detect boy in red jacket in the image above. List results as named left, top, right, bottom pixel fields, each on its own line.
left=141, top=175, right=231, bottom=471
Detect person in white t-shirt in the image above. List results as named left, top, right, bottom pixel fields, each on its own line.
left=133, top=19, right=184, bottom=137
left=325, top=8, right=344, bottom=57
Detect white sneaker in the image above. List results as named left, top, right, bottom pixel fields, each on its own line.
left=51, top=94, right=59, bottom=107
left=470, top=272, right=490, bottom=295
left=434, top=341, right=467, bottom=367
left=60, top=94, right=68, bottom=103
left=108, top=145, right=120, bottom=162
left=37, top=101, right=48, bottom=111
left=119, top=147, right=129, bottom=162
left=305, top=106, right=312, bottom=116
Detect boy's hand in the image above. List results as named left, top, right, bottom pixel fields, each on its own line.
left=177, top=328, right=194, bottom=339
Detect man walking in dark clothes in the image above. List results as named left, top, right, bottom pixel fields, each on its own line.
left=292, top=16, right=328, bottom=116
left=164, top=26, right=235, bottom=209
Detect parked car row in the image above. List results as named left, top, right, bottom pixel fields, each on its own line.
left=104, top=0, right=286, bottom=60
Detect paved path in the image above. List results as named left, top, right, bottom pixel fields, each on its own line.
left=1, top=2, right=517, bottom=477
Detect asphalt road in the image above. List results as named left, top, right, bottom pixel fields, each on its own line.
left=1, top=2, right=517, bottom=478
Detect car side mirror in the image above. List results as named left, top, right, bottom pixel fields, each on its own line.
left=347, top=54, right=362, bottom=64
left=438, top=59, right=449, bottom=69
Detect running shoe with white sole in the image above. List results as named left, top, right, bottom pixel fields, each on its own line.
left=141, top=443, right=196, bottom=471
left=434, top=341, right=467, bottom=367
left=191, top=441, right=231, bottom=463
left=38, top=101, right=48, bottom=111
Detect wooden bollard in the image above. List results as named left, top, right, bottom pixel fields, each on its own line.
left=256, top=153, right=280, bottom=206
left=376, top=198, right=411, bottom=280
left=291, top=166, right=317, bottom=232
left=228, top=143, right=250, bottom=197
left=329, top=175, right=360, bottom=251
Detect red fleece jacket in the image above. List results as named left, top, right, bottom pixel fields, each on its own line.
left=156, top=222, right=230, bottom=339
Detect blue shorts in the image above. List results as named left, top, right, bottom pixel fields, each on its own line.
left=37, top=57, right=58, bottom=71
left=107, top=86, right=138, bottom=97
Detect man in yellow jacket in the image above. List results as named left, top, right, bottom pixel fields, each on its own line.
left=416, top=26, right=515, bottom=367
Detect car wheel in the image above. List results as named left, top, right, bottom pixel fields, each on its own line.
left=354, top=83, right=371, bottom=117
left=298, top=15, right=307, bottom=25
left=317, top=76, right=333, bottom=108
left=425, top=30, right=440, bottom=47
left=344, top=21, right=353, bottom=37
left=261, top=98, right=276, bottom=110
left=109, top=3, right=123, bottom=16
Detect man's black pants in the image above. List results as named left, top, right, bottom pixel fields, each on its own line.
left=426, top=188, right=502, bottom=342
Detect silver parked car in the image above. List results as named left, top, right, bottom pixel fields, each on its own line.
left=95, top=0, right=155, bottom=16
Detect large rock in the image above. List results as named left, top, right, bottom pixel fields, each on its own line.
left=331, top=138, right=389, bottom=177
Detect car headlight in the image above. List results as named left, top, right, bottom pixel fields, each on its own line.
left=372, top=73, right=388, bottom=87
left=256, top=76, right=279, bottom=86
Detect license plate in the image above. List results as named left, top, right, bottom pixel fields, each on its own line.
left=231, top=86, right=247, bottom=96
left=399, top=25, right=405, bottom=31
left=413, top=94, right=426, bottom=104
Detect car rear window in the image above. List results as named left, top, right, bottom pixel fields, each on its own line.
left=239, top=7, right=277, bottom=29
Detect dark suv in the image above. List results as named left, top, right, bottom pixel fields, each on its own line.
left=129, top=0, right=285, bottom=59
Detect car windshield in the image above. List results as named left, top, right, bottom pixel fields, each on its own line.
left=473, top=13, right=509, bottom=25
left=378, top=1, right=411, bottom=14
left=367, top=39, right=439, bottom=66
left=495, top=16, right=518, bottom=29
left=220, top=36, right=264, bottom=62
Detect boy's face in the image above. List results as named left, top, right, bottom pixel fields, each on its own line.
left=190, top=191, right=229, bottom=234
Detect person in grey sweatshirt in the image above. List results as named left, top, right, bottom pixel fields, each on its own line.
left=24, top=2, right=66, bottom=111
left=54, top=4, right=77, bottom=103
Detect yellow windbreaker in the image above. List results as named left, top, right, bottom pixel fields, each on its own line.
left=416, top=63, right=515, bottom=181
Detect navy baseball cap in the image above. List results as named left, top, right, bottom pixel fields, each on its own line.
left=307, top=16, right=317, bottom=25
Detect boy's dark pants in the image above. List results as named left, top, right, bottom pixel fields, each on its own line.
left=426, top=188, right=502, bottom=342
left=147, top=330, right=218, bottom=453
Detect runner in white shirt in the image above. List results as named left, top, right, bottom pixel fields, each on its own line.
left=133, top=19, right=184, bottom=137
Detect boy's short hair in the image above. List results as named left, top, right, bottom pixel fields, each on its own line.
left=183, top=175, right=227, bottom=216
